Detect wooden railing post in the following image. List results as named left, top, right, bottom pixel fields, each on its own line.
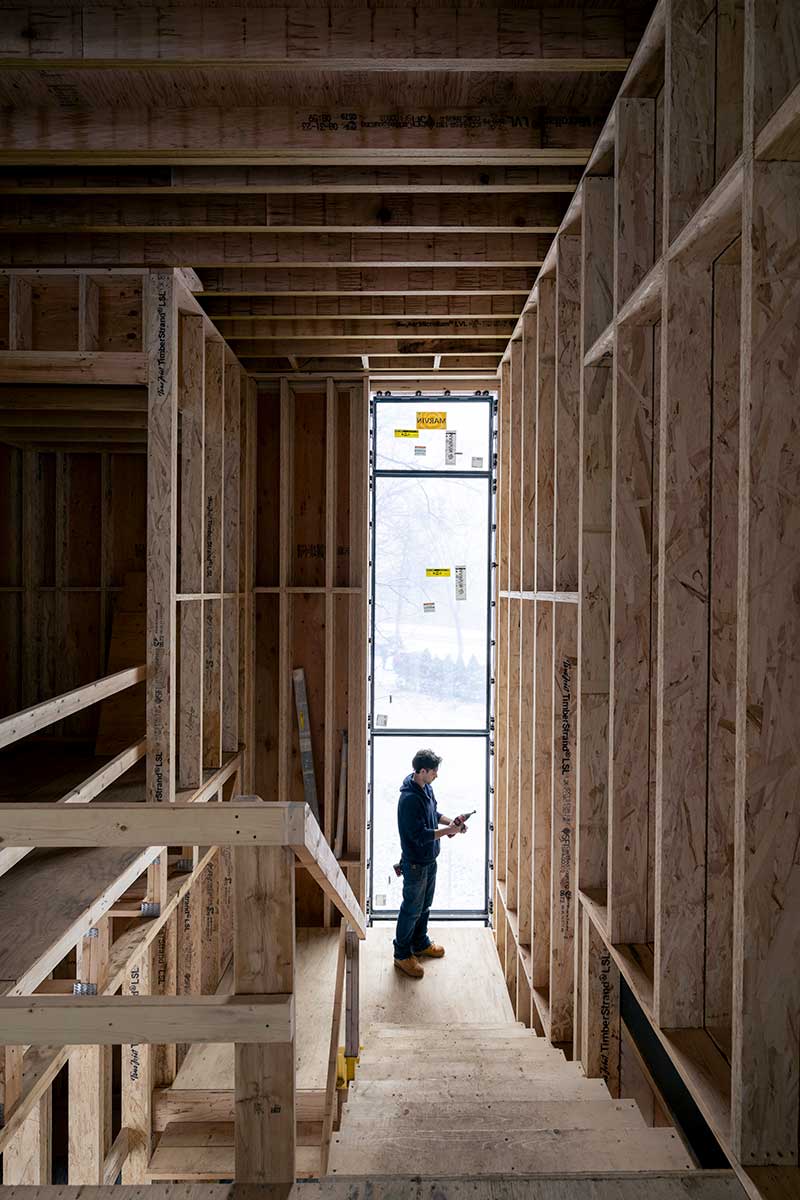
left=345, top=926, right=360, bottom=1064
left=234, top=834, right=296, bottom=1184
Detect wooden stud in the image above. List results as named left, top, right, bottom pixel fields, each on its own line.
left=344, top=926, right=360, bottom=1060
left=554, top=236, right=581, bottom=593
left=278, top=379, right=295, bottom=801
left=320, top=923, right=346, bottom=1173
left=323, top=377, right=337, bottom=923
left=146, top=270, right=178, bottom=805
left=732, top=157, right=800, bottom=1166
left=531, top=599, right=553, bottom=992
left=664, top=0, right=717, bottom=242
left=203, top=338, right=225, bottom=771
left=580, top=906, right=621, bottom=1097
left=121, top=951, right=153, bottom=1183
left=549, top=603, right=578, bottom=1044
left=69, top=917, right=111, bottom=1184
left=3, top=1065, right=51, bottom=1185
left=222, top=356, right=242, bottom=754
left=152, top=910, right=178, bottom=1090
left=654, top=257, right=712, bottom=1029
left=535, top=278, right=556, bottom=591
left=705, top=251, right=740, bottom=1039
left=615, top=100, right=656, bottom=307
left=607, top=325, right=654, bottom=945
left=576, top=176, right=614, bottom=943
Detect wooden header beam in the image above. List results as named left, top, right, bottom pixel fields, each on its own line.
left=0, top=3, right=641, bottom=69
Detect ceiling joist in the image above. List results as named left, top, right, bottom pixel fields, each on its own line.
left=4, top=231, right=553, bottom=269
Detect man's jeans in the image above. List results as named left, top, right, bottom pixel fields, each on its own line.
left=393, top=860, right=436, bottom=960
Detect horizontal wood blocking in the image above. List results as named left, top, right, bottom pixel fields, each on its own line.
left=0, top=350, right=147, bottom=385
left=0, top=994, right=294, bottom=1045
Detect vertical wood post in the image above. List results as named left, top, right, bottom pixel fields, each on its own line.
left=177, top=311, right=205, bottom=790
left=121, top=952, right=153, bottom=1183
left=69, top=918, right=111, bottom=1183
left=4, top=1046, right=51, bottom=1185
left=234, top=833, right=296, bottom=1183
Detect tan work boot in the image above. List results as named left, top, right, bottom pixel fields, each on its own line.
left=415, top=943, right=445, bottom=959
left=394, top=955, right=424, bottom=979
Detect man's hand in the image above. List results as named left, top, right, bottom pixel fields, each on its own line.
left=445, top=821, right=461, bottom=837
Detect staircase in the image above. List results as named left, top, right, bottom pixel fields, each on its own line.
left=322, top=1022, right=746, bottom=1199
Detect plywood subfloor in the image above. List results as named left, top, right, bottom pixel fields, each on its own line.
left=361, top=923, right=516, bottom=1028
left=174, top=927, right=342, bottom=1092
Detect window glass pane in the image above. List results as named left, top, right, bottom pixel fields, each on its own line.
left=371, top=735, right=488, bottom=914
left=373, top=474, right=488, bottom=731
left=375, top=399, right=490, bottom=472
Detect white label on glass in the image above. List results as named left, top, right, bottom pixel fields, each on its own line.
left=455, top=565, right=467, bottom=601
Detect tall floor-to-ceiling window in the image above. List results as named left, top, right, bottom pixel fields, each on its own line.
left=368, top=394, right=495, bottom=919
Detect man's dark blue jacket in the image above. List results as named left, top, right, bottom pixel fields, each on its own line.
left=397, top=772, right=441, bottom=865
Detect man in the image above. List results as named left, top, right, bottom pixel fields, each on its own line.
left=393, top=748, right=469, bottom=979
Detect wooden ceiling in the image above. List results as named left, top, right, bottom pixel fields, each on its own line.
left=0, top=1, right=656, bottom=382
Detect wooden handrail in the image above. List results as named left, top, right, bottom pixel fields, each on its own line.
left=0, top=738, right=147, bottom=883
left=0, top=665, right=146, bottom=750
left=292, top=804, right=367, bottom=939
left=0, top=797, right=367, bottom=937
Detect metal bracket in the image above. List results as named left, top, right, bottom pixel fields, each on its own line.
left=73, top=981, right=98, bottom=996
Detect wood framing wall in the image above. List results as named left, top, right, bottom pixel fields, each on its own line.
left=0, top=271, right=148, bottom=736
left=253, top=377, right=369, bottom=916
left=494, top=2, right=800, bottom=1197
left=0, top=268, right=254, bottom=1185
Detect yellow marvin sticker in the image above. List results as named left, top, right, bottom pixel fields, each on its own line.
left=426, top=568, right=451, bottom=577
left=416, top=411, right=447, bottom=430
left=394, top=429, right=418, bottom=438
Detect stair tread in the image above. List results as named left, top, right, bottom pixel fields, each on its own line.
left=148, top=1144, right=321, bottom=1181
left=341, top=1097, right=628, bottom=1125
left=362, top=1046, right=564, bottom=1064
left=348, top=1078, right=611, bottom=1102
left=367, top=1027, right=527, bottom=1036
left=338, top=1099, right=647, bottom=1135
left=147, top=1124, right=320, bottom=1181
left=328, top=1127, right=695, bottom=1175
left=319, top=1174, right=745, bottom=1199
left=355, top=1059, right=572, bottom=1082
